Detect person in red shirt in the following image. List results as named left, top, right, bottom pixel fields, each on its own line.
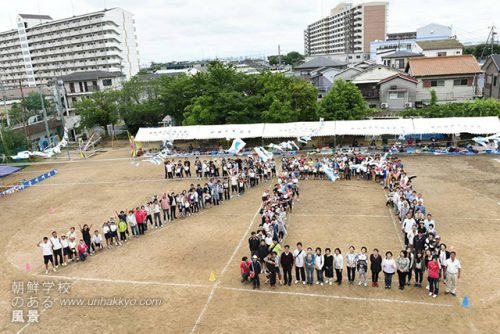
left=427, top=255, right=441, bottom=298
left=240, top=256, right=251, bottom=283
left=135, top=206, right=146, bottom=235
left=77, top=240, right=89, bottom=262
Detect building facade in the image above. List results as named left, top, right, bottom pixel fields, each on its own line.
left=370, top=23, right=453, bottom=63
left=0, top=8, right=139, bottom=89
left=407, top=55, right=481, bottom=105
left=304, top=2, right=387, bottom=59
left=482, top=55, right=500, bottom=99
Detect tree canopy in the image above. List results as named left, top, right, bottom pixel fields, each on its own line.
left=71, top=61, right=382, bottom=134
left=318, top=79, right=370, bottom=120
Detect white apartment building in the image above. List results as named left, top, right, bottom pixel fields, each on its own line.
left=0, top=8, right=139, bottom=89
left=304, top=2, right=387, bottom=59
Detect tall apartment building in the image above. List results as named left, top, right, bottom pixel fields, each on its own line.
left=0, top=8, right=139, bottom=89
left=304, top=2, right=387, bottom=59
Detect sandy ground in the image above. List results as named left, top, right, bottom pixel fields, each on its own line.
left=0, top=150, right=499, bottom=333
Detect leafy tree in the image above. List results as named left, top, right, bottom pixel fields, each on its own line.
left=268, top=51, right=304, bottom=66
left=318, top=79, right=369, bottom=120
left=0, top=128, right=28, bottom=156
left=400, top=99, right=500, bottom=118
left=121, top=100, right=164, bottom=134
left=74, top=91, right=119, bottom=136
left=7, top=103, right=27, bottom=126
left=463, top=43, right=500, bottom=58
left=430, top=89, right=438, bottom=106
left=284, top=51, right=305, bottom=66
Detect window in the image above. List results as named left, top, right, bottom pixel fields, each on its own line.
left=430, top=80, right=445, bottom=87
left=69, top=82, right=75, bottom=93
left=396, top=59, right=405, bottom=69
left=389, top=92, right=405, bottom=99
left=437, top=52, right=447, bottom=57
left=494, top=76, right=498, bottom=86
left=453, top=79, right=468, bottom=86
left=102, top=79, right=112, bottom=86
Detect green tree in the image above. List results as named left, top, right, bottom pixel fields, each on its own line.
left=463, top=43, right=500, bottom=58
left=74, top=91, right=119, bottom=136
left=430, top=89, right=438, bottom=106
left=284, top=51, right=305, bottom=66
left=7, top=103, right=26, bottom=126
left=318, top=79, right=369, bottom=120
left=400, top=99, right=500, bottom=118
left=0, top=127, right=28, bottom=157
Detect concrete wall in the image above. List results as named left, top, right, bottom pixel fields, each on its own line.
left=362, top=4, right=387, bottom=53
left=415, top=76, right=476, bottom=103
left=105, top=8, right=140, bottom=79
left=483, top=61, right=500, bottom=99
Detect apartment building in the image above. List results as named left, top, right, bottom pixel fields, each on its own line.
left=304, top=2, right=387, bottom=60
left=0, top=8, right=139, bottom=89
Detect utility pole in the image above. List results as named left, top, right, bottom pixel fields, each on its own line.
left=278, top=44, right=282, bottom=70
left=39, top=87, right=51, bottom=147
left=490, top=25, right=497, bottom=56
left=19, top=80, right=30, bottom=148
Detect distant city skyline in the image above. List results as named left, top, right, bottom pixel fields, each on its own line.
left=0, top=0, right=497, bottom=64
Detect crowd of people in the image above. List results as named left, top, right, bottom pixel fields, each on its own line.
left=241, top=154, right=462, bottom=299
left=37, top=157, right=277, bottom=274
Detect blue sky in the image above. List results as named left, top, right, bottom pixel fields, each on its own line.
left=0, top=0, right=497, bottom=64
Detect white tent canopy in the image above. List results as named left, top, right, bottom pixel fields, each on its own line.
left=134, top=117, right=500, bottom=142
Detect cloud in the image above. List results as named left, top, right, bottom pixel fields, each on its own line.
left=0, top=0, right=496, bottom=63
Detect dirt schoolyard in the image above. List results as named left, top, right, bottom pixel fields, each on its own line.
left=0, top=149, right=499, bottom=333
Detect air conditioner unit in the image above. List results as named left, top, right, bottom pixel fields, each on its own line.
left=405, top=102, right=413, bottom=108
left=380, top=103, right=388, bottom=109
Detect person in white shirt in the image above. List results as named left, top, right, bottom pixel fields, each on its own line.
left=127, top=210, right=139, bottom=237
left=402, top=213, right=416, bottom=246
left=293, top=242, right=307, bottom=284
left=38, top=237, right=56, bottom=274
left=382, top=251, right=396, bottom=289
left=50, top=231, right=64, bottom=267
left=424, top=213, right=435, bottom=230
left=333, top=248, right=344, bottom=285
left=444, top=251, right=461, bottom=296
left=60, top=235, right=71, bottom=265
left=314, top=247, right=324, bottom=286
left=92, top=230, right=103, bottom=251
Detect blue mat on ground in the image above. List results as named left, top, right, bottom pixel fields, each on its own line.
left=0, top=165, right=21, bottom=178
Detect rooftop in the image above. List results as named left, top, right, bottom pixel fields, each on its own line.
left=416, top=39, right=463, bottom=51
left=381, top=50, right=424, bottom=59
left=482, top=54, right=500, bottom=71
left=378, top=73, right=418, bottom=85
left=58, top=71, right=124, bottom=82
left=18, top=14, right=53, bottom=20
left=294, top=56, right=346, bottom=70
left=408, top=55, right=481, bottom=77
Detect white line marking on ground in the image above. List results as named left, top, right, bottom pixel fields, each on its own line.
left=220, top=286, right=453, bottom=307
left=190, top=193, right=264, bottom=334
left=292, top=214, right=388, bottom=218
left=33, top=274, right=211, bottom=289
left=462, top=186, right=500, bottom=205
left=387, top=206, right=404, bottom=248
left=16, top=306, right=50, bottom=334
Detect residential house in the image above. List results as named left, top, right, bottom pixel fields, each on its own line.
left=310, top=67, right=341, bottom=98
left=414, top=39, right=463, bottom=57
left=378, top=73, right=418, bottom=111
left=482, top=54, right=500, bottom=99
left=293, top=56, right=346, bottom=76
left=61, top=71, right=125, bottom=110
left=407, top=54, right=482, bottom=104
left=381, top=50, right=424, bottom=70
left=348, top=65, right=401, bottom=107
